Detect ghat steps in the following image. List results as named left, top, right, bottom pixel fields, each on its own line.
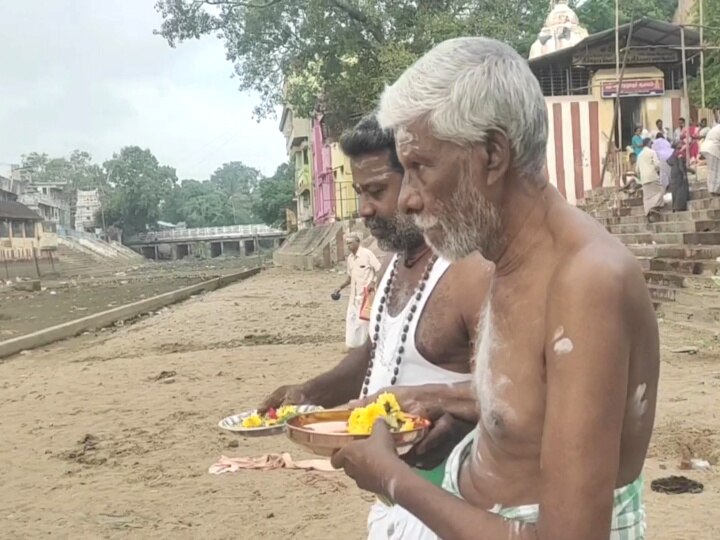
left=578, top=169, right=720, bottom=331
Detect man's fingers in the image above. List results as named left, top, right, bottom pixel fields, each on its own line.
left=330, top=448, right=346, bottom=470
left=414, top=414, right=452, bottom=455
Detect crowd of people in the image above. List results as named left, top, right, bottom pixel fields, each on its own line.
left=627, top=116, right=720, bottom=221
left=261, top=37, right=661, bottom=539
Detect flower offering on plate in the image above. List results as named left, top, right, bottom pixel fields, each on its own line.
left=286, top=393, right=429, bottom=456
left=219, top=405, right=319, bottom=436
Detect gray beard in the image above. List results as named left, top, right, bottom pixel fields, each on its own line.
left=414, top=170, right=504, bottom=262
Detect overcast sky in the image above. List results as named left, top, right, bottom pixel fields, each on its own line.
left=0, top=1, right=287, bottom=180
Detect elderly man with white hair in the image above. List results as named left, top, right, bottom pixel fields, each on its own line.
left=331, top=37, right=659, bottom=540
left=334, top=232, right=382, bottom=348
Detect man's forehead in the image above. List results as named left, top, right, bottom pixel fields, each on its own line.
left=396, top=122, right=436, bottom=151
left=351, top=151, right=391, bottom=170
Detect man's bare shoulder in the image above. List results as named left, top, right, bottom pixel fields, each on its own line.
left=549, top=234, right=646, bottom=312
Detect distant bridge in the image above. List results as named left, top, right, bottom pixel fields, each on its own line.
left=125, top=224, right=286, bottom=260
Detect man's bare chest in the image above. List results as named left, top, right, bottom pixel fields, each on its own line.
left=474, top=296, right=548, bottom=446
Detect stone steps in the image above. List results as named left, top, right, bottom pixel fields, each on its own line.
left=597, top=208, right=720, bottom=226
left=607, top=219, right=720, bottom=235
left=614, top=231, right=720, bottom=246
left=638, top=256, right=720, bottom=276
left=644, top=270, right=719, bottom=290
left=647, top=283, right=720, bottom=306
left=579, top=172, right=720, bottom=328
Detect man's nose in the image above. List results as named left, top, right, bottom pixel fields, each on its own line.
left=398, top=177, right=423, bottom=214
left=358, top=196, right=375, bottom=219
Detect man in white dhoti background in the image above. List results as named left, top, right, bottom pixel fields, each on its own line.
left=637, top=137, right=665, bottom=220
left=701, top=123, right=720, bottom=196
left=334, top=233, right=381, bottom=348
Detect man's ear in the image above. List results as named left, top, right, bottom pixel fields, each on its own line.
left=484, top=130, right=511, bottom=187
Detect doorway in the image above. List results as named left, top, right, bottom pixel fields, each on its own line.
left=616, top=97, right=642, bottom=150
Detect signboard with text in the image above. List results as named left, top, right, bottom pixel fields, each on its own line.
left=573, top=45, right=679, bottom=66
left=601, top=79, right=665, bottom=99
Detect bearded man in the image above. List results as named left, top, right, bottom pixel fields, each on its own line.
left=331, top=38, right=659, bottom=540
left=261, top=113, right=492, bottom=539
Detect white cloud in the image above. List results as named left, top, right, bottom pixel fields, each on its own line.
left=0, top=0, right=287, bottom=179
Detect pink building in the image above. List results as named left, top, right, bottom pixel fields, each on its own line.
left=311, top=114, right=336, bottom=224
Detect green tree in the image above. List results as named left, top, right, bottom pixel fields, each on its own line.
left=253, top=162, right=295, bottom=228
left=573, top=0, right=677, bottom=34
left=209, top=161, right=261, bottom=224
left=103, top=146, right=177, bottom=235
left=161, top=179, right=236, bottom=227
left=155, top=0, right=550, bottom=135
left=689, top=0, right=720, bottom=111
left=20, top=150, right=106, bottom=190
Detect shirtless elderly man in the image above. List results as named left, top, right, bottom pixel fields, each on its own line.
left=331, top=37, right=659, bottom=540
left=261, top=114, right=491, bottom=539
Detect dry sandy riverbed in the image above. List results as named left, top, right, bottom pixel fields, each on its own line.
left=0, top=257, right=259, bottom=339
left=0, top=267, right=718, bottom=539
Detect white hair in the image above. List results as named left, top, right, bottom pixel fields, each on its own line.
left=345, top=232, right=361, bottom=242
left=377, top=37, right=548, bottom=176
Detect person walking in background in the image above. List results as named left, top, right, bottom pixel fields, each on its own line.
left=668, top=145, right=690, bottom=212
left=637, top=137, right=664, bottom=221
left=673, top=117, right=686, bottom=146
left=688, top=120, right=700, bottom=163
left=333, top=233, right=381, bottom=349
left=631, top=126, right=644, bottom=157
left=652, top=133, right=674, bottom=189
left=701, top=123, right=720, bottom=196
left=698, top=118, right=710, bottom=142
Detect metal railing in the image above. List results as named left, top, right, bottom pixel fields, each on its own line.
left=126, top=224, right=285, bottom=244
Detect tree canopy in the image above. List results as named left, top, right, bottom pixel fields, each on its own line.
left=155, top=0, right=551, bottom=135
left=155, top=0, right=679, bottom=135
left=20, top=150, right=106, bottom=191
left=252, top=162, right=295, bottom=228
left=689, top=0, right=720, bottom=111
left=102, top=146, right=178, bottom=235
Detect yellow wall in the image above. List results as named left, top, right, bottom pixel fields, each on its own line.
left=330, top=143, right=359, bottom=220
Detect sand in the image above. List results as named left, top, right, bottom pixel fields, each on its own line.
left=0, top=267, right=718, bottom=539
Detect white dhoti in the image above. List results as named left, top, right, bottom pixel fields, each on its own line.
left=345, top=294, right=368, bottom=348
left=368, top=501, right=436, bottom=540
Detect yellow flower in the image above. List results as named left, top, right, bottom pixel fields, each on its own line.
left=276, top=405, right=298, bottom=421
left=399, top=419, right=414, bottom=432
left=348, top=402, right=386, bottom=435
left=242, top=413, right=263, bottom=428
left=265, top=418, right=278, bottom=426
left=375, top=392, right=401, bottom=414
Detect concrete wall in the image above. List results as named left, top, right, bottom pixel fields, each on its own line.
left=272, top=219, right=385, bottom=270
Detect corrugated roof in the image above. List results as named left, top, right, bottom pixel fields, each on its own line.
left=0, top=201, right=43, bottom=220
left=529, top=18, right=701, bottom=67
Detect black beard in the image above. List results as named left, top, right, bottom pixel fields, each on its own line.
left=366, top=215, right=425, bottom=253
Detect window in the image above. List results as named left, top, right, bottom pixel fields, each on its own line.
left=303, top=148, right=309, bottom=165
left=12, top=220, right=24, bottom=237
left=0, top=220, right=8, bottom=238
left=10, top=220, right=25, bottom=238
left=25, top=221, right=35, bottom=237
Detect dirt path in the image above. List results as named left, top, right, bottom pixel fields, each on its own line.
left=0, top=268, right=718, bottom=539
